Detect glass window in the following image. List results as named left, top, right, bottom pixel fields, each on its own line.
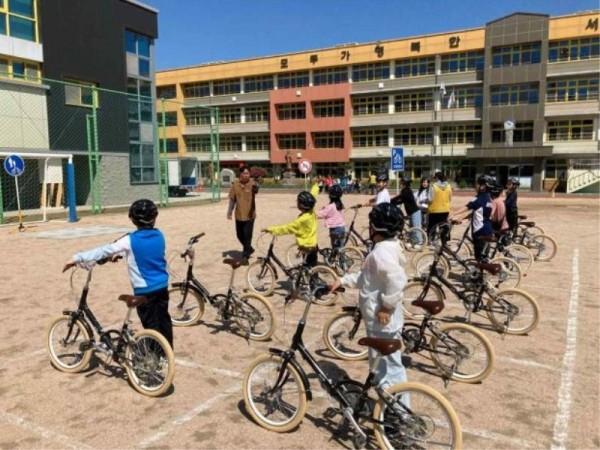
left=277, top=133, right=306, bottom=150
left=0, top=13, right=6, bottom=35
left=182, top=82, right=210, bottom=98
left=394, top=91, right=433, bottom=112
left=491, top=122, right=534, bottom=143
left=313, top=131, right=344, bottom=149
left=547, top=119, right=594, bottom=141
left=244, top=75, right=273, bottom=93
left=9, top=15, right=34, bottom=40
left=352, top=62, right=390, bottom=82
left=352, top=129, right=388, bottom=147
left=157, top=85, right=176, bottom=99
left=549, top=37, right=600, bottom=62
left=158, top=111, right=177, bottom=126
left=138, top=59, right=150, bottom=77
left=213, top=78, right=241, bottom=96
left=165, top=138, right=179, bottom=153
left=125, top=30, right=136, bottom=53
left=138, top=36, right=150, bottom=57
left=393, top=126, right=433, bottom=145
left=395, top=56, right=436, bottom=78
left=492, top=42, right=542, bottom=67
left=9, top=0, right=34, bottom=18
left=278, top=71, right=309, bottom=89
left=313, top=67, right=348, bottom=85
left=441, top=51, right=484, bottom=73
left=276, top=102, right=306, bottom=120
left=491, top=83, right=539, bottom=106
left=352, top=96, right=388, bottom=115
left=12, top=60, right=23, bottom=78
left=312, top=99, right=344, bottom=117
left=245, top=105, right=269, bottom=122
left=246, top=134, right=270, bottom=151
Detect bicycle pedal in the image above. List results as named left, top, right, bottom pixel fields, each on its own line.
left=324, top=407, right=341, bottom=419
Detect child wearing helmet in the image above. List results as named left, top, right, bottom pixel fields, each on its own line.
left=63, top=199, right=173, bottom=348
left=391, top=178, right=423, bottom=248
left=264, top=191, right=318, bottom=267
left=364, top=171, right=390, bottom=206
left=504, top=177, right=520, bottom=232
left=490, top=184, right=509, bottom=232
left=316, top=184, right=346, bottom=249
left=331, top=203, right=408, bottom=389
left=448, top=175, right=494, bottom=261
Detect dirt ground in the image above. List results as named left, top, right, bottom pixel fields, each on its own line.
left=0, top=191, right=598, bottom=449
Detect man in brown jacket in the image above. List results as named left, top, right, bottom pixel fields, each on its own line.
left=227, top=166, right=259, bottom=260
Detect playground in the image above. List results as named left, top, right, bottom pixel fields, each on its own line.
left=0, top=192, right=598, bottom=449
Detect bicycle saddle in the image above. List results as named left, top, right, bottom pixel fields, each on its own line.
left=521, top=221, right=536, bottom=227
left=298, top=246, right=318, bottom=252
left=411, top=297, right=445, bottom=315
left=118, top=294, right=149, bottom=308
left=478, top=235, right=497, bottom=243
left=518, top=215, right=527, bottom=220
left=223, top=258, right=244, bottom=270
left=358, top=337, right=402, bottom=355
left=478, top=262, right=501, bottom=275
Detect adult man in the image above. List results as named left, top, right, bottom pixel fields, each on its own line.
left=227, top=166, right=259, bottom=260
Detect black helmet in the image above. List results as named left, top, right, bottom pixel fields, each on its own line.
left=376, top=171, right=389, bottom=183
left=297, top=191, right=316, bottom=211
left=476, top=175, right=495, bottom=189
left=508, top=177, right=520, bottom=187
left=129, top=199, right=158, bottom=227
left=401, top=178, right=412, bottom=187
left=328, top=184, right=343, bottom=200
left=489, top=183, right=504, bottom=196
left=368, top=203, right=404, bottom=238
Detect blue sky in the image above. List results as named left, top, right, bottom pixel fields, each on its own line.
left=141, top=0, right=599, bottom=70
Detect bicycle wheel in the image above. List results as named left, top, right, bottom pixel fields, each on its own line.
left=245, top=260, right=277, bottom=296
left=345, top=233, right=359, bottom=248
left=46, top=316, right=92, bottom=373
left=402, top=280, right=445, bottom=320
left=333, top=246, right=364, bottom=275
left=486, top=288, right=540, bottom=335
left=233, top=293, right=276, bottom=341
left=308, top=265, right=340, bottom=306
left=322, top=311, right=368, bottom=361
left=372, top=382, right=462, bottom=450
left=242, top=353, right=308, bottom=432
left=403, top=227, right=428, bottom=252
left=285, top=243, right=304, bottom=267
left=412, top=252, right=450, bottom=278
left=503, top=244, right=534, bottom=275
left=488, top=256, right=522, bottom=289
left=124, top=329, right=175, bottom=397
left=528, top=234, right=557, bottom=262
left=518, top=223, right=545, bottom=239
left=429, top=323, right=495, bottom=383
left=168, top=283, right=205, bottom=326
left=255, top=232, right=272, bottom=256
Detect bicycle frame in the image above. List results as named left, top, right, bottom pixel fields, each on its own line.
left=343, top=207, right=372, bottom=251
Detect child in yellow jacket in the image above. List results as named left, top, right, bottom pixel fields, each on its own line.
left=265, top=191, right=318, bottom=267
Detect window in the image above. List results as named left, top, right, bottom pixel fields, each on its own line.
left=220, top=135, right=242, bottom=152
left=245, top=105, right=269, bottom=122
left=352, top=129, right=388, bottom=147
left=547, top=78, right=599, bottom=102
left=393, top=126, right=433, bottom=145
left=157, top=85, right=176, bottom=99
left=64, top=79, right=98, bottom=107
left=218, top=107, right=241, bottom=124
left=0, top=0, right=37, bottom=42
left=450, top=87, right=483, bottom=108
left=547, top=120, right=594, bottom=141
left=164, top=138, right=179, bottom=153
left=125, top=30, right=152, bottom=79
left=440, top=124, right=482, bottom=144
left=394, top=91, right=433, bottom=112
left=312, top=99, right=344, bottom=117
left=277, top=102, right=306, bottom=120
left=244, top=75, right=274, bottom=93
left=185, top=136, right=212, bottom=152
left=490, top=83, right=539, bottom=106
left=491, top=121, right=534, bottom=143
left=157, top=111, right=177, bottom=126
left=184, top=108, right=211, bottom=126
left=278, top=71, right=309, bottom=89
left=492, top=42, right=541, bottom=67
left=352, top=62, right=390, bottom=82
left=182, top=82, right=210, bottom=98
left=313, top=131, right=344, bottom=149
left=353, top=96, right=388, bottom=115
left=130, top=144, right=155, bottom=183
left=246, top=134, right=270, bottom=151
left=440, top=51, right=484, bottom=73
left=549, top=37, right=600, bottom=62
left=313, top=67, right=348, bottom=85
left=213, top=78, right=241, bottom=96
left=277, top=133, right=306, bottom=149
left=0, top=57, right=39, bottom=81
left=395, top=56, right=435, bottom=78
left=544, top=159, right=568, bottom=179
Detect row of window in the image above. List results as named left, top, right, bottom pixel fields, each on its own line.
left=0, top=56, right=39, bottom=80
left=172, top=119, right=594, bottom=153
left=0, top=0, right=37, bottom=42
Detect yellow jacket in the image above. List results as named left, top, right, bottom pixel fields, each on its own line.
left=428, top=183, right=452, bottom=213
left=310, top=183, right=319, bottom=198
left=267, top=211, right=317, bottom=248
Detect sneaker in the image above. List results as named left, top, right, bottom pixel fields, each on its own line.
left=248, top=247, right=255, bottom=257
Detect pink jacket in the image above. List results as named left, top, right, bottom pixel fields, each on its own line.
left=316, top=203, right=345, bottom=229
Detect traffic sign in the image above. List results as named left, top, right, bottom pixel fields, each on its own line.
left=297, top=158, right=312, bottom=174
left=4, top=154, right=25, bottom=177
left=391, top=147, right=404, bottom=171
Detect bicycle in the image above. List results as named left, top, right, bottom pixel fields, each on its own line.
left=47, top=258, right=175, bottom=397
left=168, top=233, right=276, bottom=341
left=404, top=245, right=540, bottom=335
left=242, top=285, right=463, bottom=449
left=323, top=297, right=495, bottom=384
left=510, top=216, right=557, bottom=262
left=245, top=234, right=341, bottom=306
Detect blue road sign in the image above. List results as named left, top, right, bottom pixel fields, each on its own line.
left=4, top=154, right=25, bottom=177
left=391, top=147, right=404, bottom=171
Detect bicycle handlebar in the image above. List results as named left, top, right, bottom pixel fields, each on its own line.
left=188, top=232, right=206, bottom=245
left=351, top=204, right=363, bottom=210
left=97, top=255, right=123, bottom=265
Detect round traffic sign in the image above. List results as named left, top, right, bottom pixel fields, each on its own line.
left=3, top=154, right=25, bottom=177
left=297, top=158, right=312, bottom=174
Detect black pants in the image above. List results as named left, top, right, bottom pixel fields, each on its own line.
left=136, top=287, right=173, bottom=349
left=236, top=219, right=255, bottom=258
left=302, top=249, right=318, bottom=268
left=473, top=236, right=490, bottom=262
left=427, top=212, right=449, bottom=238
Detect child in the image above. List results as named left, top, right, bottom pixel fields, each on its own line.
left=490, top=184, right=509, bottom=232
left=310, top=176, right=320, bottom=199
left=330, top=203, right=407, bottom=389
left=316, top=184, right=346, bottom=249
left=264, top=191, right=318, bottom=267
left=416, top=177, right=430, bottom=229
left=391, top=178, right=423, bottom=248
left=63, top=199, right=173, bottom=349
left=504, top=177, right=520, bottom=232
left=365, top=171, right=390, bottom=206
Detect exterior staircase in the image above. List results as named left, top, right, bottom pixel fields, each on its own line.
left=567, top=159, right=600, bottom=193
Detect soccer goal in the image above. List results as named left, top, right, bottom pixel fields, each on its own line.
left=0, top=152, right=77, bottom=227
